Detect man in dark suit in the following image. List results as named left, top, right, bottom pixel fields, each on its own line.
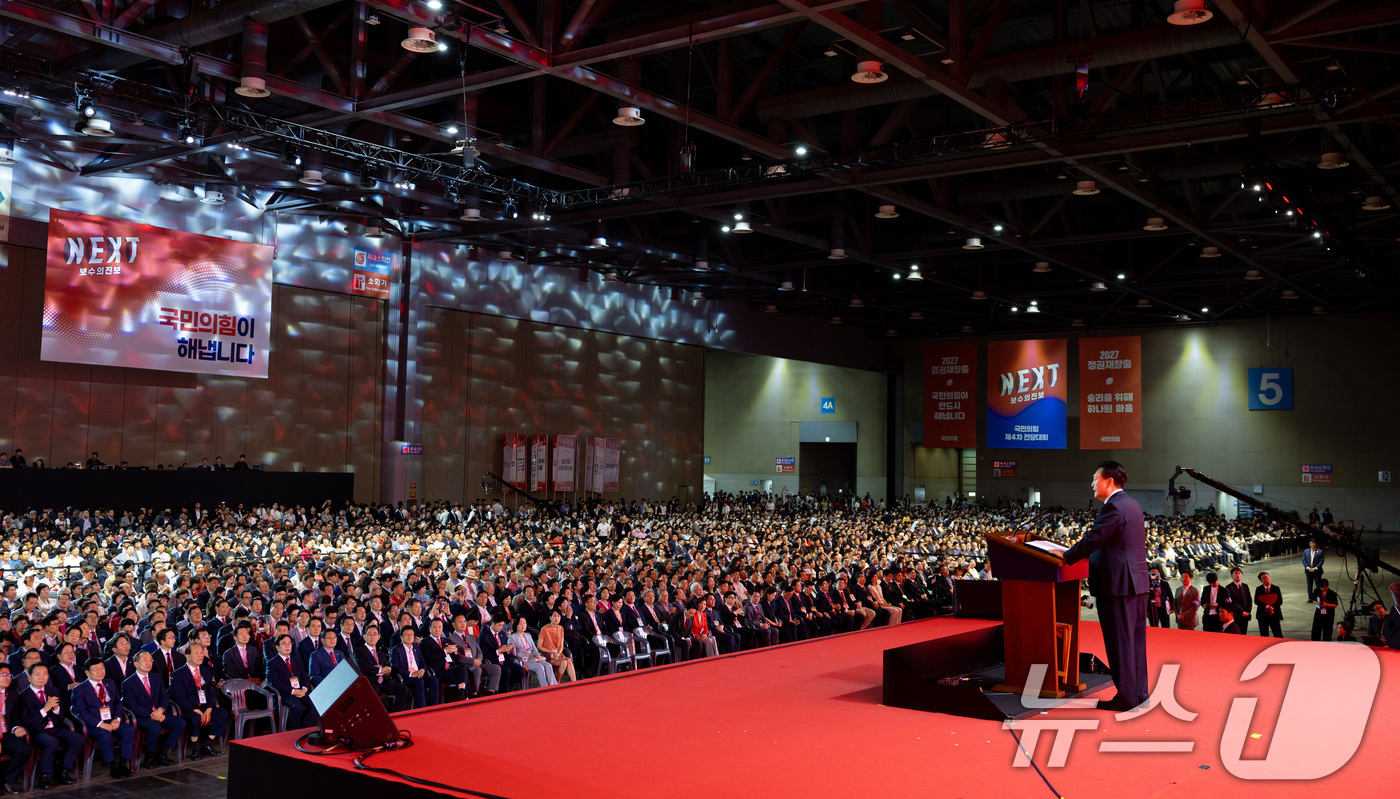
left=354, top=625, right=410, bottom=711
left=149, top=628, right=185, bottom=685
left=104, top=633, right=137, bottom=702
left=1254, top=572, right=1284, bottom=637
left=420, top=618, right=467, bottom=700
left=307, top=628, right=350, bottom=687
left=121, top=650, right=183, bottom=768
left=1310, top=578, right=1340, bottom=642
left=1302, top=539, right=1325, bottom=599
left=1199, top=572, right=1226, bottom=632
left=447, top=614, right=499, bottom=697
left=265, top=635, right=317, bottom=730
left=222, top=622, right=264, bottom=683
left=18, top=663, right=84, bottom=788
left=0, top=665, right=32, bottom=793
left=389, top=627, right=438, bottom=709
left=1222, top=569, right=1252, bottom=636
left=1059, top=460, right=1150, bottom=712
left=477, top=617, right=522, bottom=693
left=70, top=659, right=135, bottom=778
left=170, top=642, right=225, bottom=759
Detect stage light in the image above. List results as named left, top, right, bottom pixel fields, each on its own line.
left=425, top=0, right=442, bottom=9
left=281, top=146, right=302, bottom=168
left=794, top=145, right=808, bottom=156
left=77, top=97, right=96, bottom=118
left=178, top=125, right=200, bottom=146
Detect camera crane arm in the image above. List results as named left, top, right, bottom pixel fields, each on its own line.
left=1170, top=466, right=1399, bottom=579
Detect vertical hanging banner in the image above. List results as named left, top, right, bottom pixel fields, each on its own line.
left=987, top=339, right=1068, bottom=449
left=503, top=434, right=527, bottom=489
left=350, top=246, right=393, bottom=299
left=588, top=437, right=606, bottom=493
left=552, top=435, right=577, bottom=492
left=603, top=438, right=622, bottom=492
left=1080, top=335, right=1142, bottom=449
left=531, top=435, right=548, bottom=493
left=922, top=342, right=977, bottom=447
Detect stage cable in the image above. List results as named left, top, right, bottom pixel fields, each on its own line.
left=295, top=730, right=515, bottom=799
left=1002, top=723, right=1064, bottom=799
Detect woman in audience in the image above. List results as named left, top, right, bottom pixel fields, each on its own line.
left=536, top=609, right=576, bottom=682
left=507, top=616, right=557, bottom=688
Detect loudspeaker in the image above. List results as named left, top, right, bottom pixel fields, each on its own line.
left=308, top=659, right=400, bottom=749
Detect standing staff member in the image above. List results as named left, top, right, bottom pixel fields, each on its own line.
left=1055, top=460, right=1149, bottom=712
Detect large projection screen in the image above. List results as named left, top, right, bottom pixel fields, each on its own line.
left=41, top=208, right=274, bottom=377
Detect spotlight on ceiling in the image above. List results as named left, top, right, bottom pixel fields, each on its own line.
left=1089, top=281, right=1107, bottom=291
left=401, top=27, right=438, bottom=52
left=77, top=97, right=96, bottom=118
left=962, top=237, right=983, bottom=250
left=1317, top=152, right=1349, bottom=169
left=81, top=118, right=114, bottom=137
left=1072, top=180, right=1100, bottom=195
left=298, top=169, right=326, bottom=186
left=1143, top=217, right=1168, bottom=230
left=851, top=61, right=888, bottom=83
left=906, top=265, right=923, bottom=281
left=827, top=248, right=847, bottom=260
left=794, top=145, right=808, bottom=157
left=613, top=106, right=645, bottom=126
left=1033, top=261, right=1051, bottom=273
left=1167, top=0, right=1213, bottom=25
left=179, top=125, right=201, bottom=146
left=1199, top=246, right=1221, bottom=258
left=875, top=204, right=899, bottom=219
left=1361, top=195, right=1391, bottom=211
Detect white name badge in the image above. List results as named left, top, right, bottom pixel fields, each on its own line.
left=289, top=677, right=301, bottom=690
left=498, top=654, right=505, bottom=662
left=99, top=707, right=112, bottom=722
left=197, top=689, right=206, bottom=704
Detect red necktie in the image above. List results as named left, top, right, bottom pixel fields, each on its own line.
left=97, top=682, right=108, bottom=704
left=329, top=650, right=336, bottom=665
left=37, top=689, right=45, bottom=705
left=166, top=652, right=173, bottom=675
left=192, top=667, right=202, bottom=688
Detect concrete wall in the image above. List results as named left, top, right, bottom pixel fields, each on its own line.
left=902, top=313, right=1400, bottom=528
left=704, top=350, right=888, bottom=501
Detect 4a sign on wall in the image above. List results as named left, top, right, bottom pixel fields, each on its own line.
left=1248, top=367, right=1294, bottom=410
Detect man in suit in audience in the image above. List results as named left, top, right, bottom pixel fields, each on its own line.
left=1174, top=571, right=1200, bottom=631
left=478, top=616, right=521, bottom=693
left=71, top=659, right=135, bottom=778
left=1302, top=539, right=1325, bottom=600
left=1223, top=568, right=1252, bottom=636
left=307, top=628, right=350, bottom=687
left=419, top=618, right=467, bottom=699
left=149, top=628, right=185, bottom=685
left=121, top=650, right=183, bottom=768
left=1199, top=572, right=1226, bottom=632
left=354, top=625, right=410, bottom=711
left=0, top=665, right=31, bottom=793
left=104, top=632, right=137, bottom=702
left=390, top=627, right=438, bottom=709
left=265, top=634, right=317, bottom=730
left=18, top=663, right=84, bottom=788
left=1254, top=572, right=1284, bottom=637
left=447, top=614, right=498, bottom=697
left=170, top=642, right=225, bottom=759
left=222, top=622, right=264, bottom=683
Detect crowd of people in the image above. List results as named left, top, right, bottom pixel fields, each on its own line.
left=0, top=488, right=1390, bottom=791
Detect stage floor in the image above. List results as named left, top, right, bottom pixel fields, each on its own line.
left=231, top=618, right=1398, bottom=798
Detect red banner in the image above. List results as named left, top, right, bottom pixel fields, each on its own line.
left=1079, top=335, right=1142, bottom=450
left=987, top=339, right=1068, bottom=449
left=531, top=435, right=548, bottom=493
left=42, top=209, right=273, bottom=377
left=552, top=435, right=577, bottom=492
left=922, top=342, right=976, bottom=447
left=503, top=434, right=526, bottom=489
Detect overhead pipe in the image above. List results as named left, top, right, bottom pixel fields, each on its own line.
left=82, top=0, right=345, bottom=71
left=757, top=22, right=1239, bottom=121
left=234, top=19, right=270, bottom=98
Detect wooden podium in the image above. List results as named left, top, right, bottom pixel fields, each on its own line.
left=985, top=531, right=1089, bottom=698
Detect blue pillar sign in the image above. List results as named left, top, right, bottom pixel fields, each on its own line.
left=820, top=397, right=835, bottom=414
left=1247, top=368, right=1294, bottom=410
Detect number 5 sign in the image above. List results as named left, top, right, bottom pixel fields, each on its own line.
left=1248, top=367, right=1294, bottom=410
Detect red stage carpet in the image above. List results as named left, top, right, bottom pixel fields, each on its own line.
left=231, top=619, right=1398, bottom=798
